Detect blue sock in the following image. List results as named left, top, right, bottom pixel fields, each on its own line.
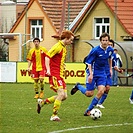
left=86, top=97, right=99, bottom=111
left=98, top=93, right=108, bottom=104
left=77, top=84, right=87, bottom=94
left=130, top=90, right=133, bottom=99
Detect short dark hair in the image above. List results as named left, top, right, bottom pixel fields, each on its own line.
left=114, top=48, right=118, bottom=51
left=33, top=37, right=40, bottom=42
left=109, top=39, right=115, bottom=47
left=99, top=32, right=110, bottom=41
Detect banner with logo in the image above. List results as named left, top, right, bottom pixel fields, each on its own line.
left=17, top=62, right=86, bottom=84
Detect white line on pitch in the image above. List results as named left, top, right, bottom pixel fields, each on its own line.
left=49, top=123, right=133, bottom=133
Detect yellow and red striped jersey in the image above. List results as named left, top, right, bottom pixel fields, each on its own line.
left=46, top=40, right=66, bottom=78
left=27, top=46, right=47, bottom=71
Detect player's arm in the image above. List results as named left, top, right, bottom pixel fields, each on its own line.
left=26, top=50, right=32, bottom=72
left=27, top=60, right=32, bottom=71
left=45, top=43, right=60, bottom=76
left=85, top=49, right=96, bottom=83
left=109, top=58, right=112, bottom=76
left=45, top=56, right=51, bottom=76
left=112, top=54, right=123, bottom=73
left=87, top=64, right=93, bottom=83
left=114, top=65, right=123, bottom=73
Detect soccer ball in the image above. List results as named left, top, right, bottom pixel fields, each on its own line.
left=90, top=108, right=102, bottom=120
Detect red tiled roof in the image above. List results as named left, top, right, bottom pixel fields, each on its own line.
left=10, top=0, right=133, bottom=37
left=71, top=0, right=133, bottom=37
left=39, top=0, right=88, bottom=33
left=9, top=0, right=88, bottom=34
left=104, top=0, right=133, bottom=37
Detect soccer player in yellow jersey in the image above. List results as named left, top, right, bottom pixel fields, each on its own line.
left=27, top=37, right=47, bottom=99
left=37, top=30, right=74, bottom=121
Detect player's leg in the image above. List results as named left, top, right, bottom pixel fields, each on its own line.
left=37, top=95, right=57, bottom=114
left=84, top=85, right=105, bottom=116
left=39, top=70, right=45, bottom=98
left=115, top=71, right=118, bottom=86
left=129, top=89, right=133, bottom=104
left=37, top=76, right=67, bottom=121
left=33, top=79, right=39, bottom=99
left=50, top=88, right=67, bottom=121
left=97, top=76, right=112, bottom=108
left=71, top=83, right=87, bottom=95
left=39, top=78, right=44, bottom=98
left=113, top=70, right=118, bottom=86
left=37, top=76, right=57, bottom=113
left=112, top=68, right=115, bottom=85
left=50, top=77, right=67, bottom=121
left=97, top=86, right=110, bottom=105
left=96, top=93, right=107, bottom=108
left=71, top=82, right=94, bottom=97
left=32, top=70, right=39, bottom=99
left=39, top=83, right=44, bottom=98
left=84, top=77, right=106, bottom=116
left=71, top=74, right=94, bottom=96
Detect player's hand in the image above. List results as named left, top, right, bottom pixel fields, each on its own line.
left=46, top=70, right=51, bottom=76
left=110, top=69, right=113, bottom=76
left=119, top=68, right=123, bottom=74
left=88, top=74, right=93, bottom=83
left=27, top=67, right=30, bottom=72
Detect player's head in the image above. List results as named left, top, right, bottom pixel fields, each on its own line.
left=60, top=30, right=74, bottom=45
left=33, top=37, right=40, bottom=48
left=114, top=48, right=118, bottom=53
left=99, top=32, right=110, bottom=41
left=99, top=33, right=110, bottom=49
left=109, top=39, right=115, bottom=47
left=33, top=37, right=40, bottom=42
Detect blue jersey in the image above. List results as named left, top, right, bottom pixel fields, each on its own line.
left=105, top=62, right=110, bottom=77
left=85, top=45, right=114, bottom=77
left=105, top=46, right=117, bottom=77
left=112, top=53, right=117, bottom=68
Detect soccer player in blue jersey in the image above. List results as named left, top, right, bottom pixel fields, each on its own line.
left=96, top=39, right=123, bottom=108
left=71, top=32, right=114, bottom=116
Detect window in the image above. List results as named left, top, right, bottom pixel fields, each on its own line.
left=94, top=18, right=110, bottom=39
left=30, top=20, right=43, bottom=40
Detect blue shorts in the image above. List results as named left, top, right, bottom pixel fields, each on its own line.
left=106, top=75, right=112, bottom=86
left=86, top=76, right=106, bottom=91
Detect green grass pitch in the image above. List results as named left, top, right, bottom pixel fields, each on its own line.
left=0, top=83, right=133, bottom=133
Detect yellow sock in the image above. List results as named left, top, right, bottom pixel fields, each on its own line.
left=53, top=99, right=61, bottom=116
left=34, top=82, right=39, bottom=93
left=45, top=96, right=55, bottom=104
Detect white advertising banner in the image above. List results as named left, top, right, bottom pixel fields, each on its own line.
left=0, top=62, right=16, bottom=82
